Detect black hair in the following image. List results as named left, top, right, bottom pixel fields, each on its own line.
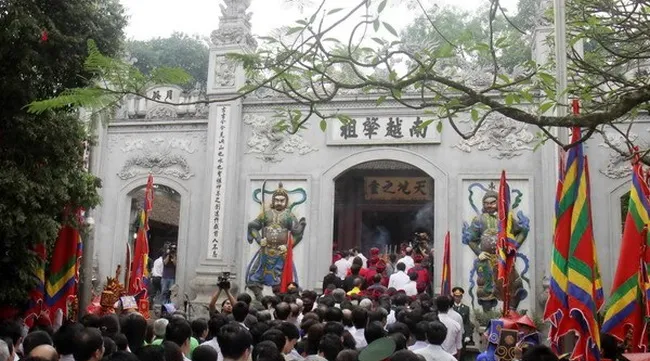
left=522, top=346, right=560, bottom=361
left=192, top=344, right=219, bottom=361
left=232, top=302, right=250, bottom=323
left=135, top=345, right=165, bottom=361
left=364, top=322, right=387, bottom=344
left=408, top=272, right=418, bottom=281
left=252, top=341, right=283, bottom=361
left=23, top=331, right=53, bottom=356
left=413, top=321, right=428, bottom=342
left=341, top=331, right=356, bottom=350
left=396, top=263, right=406, bottom=271
left=373, top=274, right=382, bottom=284
left=390, top=350, right=420, bottom=361
left=81, top=315, right=102, bottom=329
left=368, top=310, right=386, bottom=324
left=102, top=337, right=116, bottom=358
left=236, top=293, right=252, bottom=306
left=435, top=296, right=450, bottom=313
left=391, top=333, right=407, bottom=351
left=335, top=349, right=358, bottom=361
left=162, top=341, right=184, bottom=361
left=278, top=322, right=299, bottom=341
left=318, top=296, right=335, bottom=309
left=191, top=319, right=208, bottom=340
left=601, top=333, right=621, bottom=360
left=0, top=321, right=22, bottom=347
left=324, top=307, right=343, bottom=323
left=73, top=327, right=104, bottom=361
left=274, top=303, right=290, bottom=321
left=249, top=322, right=271, bottom=346
left=318, top=333, right=343, bottom=361
left=165, top=318, right=192, bottom=348
left=426, top=321, right=447, bottom=345
left=350, top=264, right=361, bottom=275
left=208, top=314, right=228, bottom=340
left=329, top=265, right=337, bottom=273
left=387, top=322, right=411, bottom=342
left=113, top=334, right=128, bottom=352
left=99, top=315, right=120, bottom=339
left=109, top=350, right=139, bottom=361
left=351, top=308, right=368, bottom=329
left=260, top=329, right=285, bottom=352
left=217, top=323, right=253, bottom=359
left=306, top=324, right=325, bottom=355
left=323, top=322, right=344, bottom=337
left=122, top=313, right=147, bottom=354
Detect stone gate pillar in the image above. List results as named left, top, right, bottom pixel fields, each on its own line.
left=190, top=0, right=257, bottom=307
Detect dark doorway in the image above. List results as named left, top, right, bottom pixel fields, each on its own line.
left=334, top=160, right=434, bottom=255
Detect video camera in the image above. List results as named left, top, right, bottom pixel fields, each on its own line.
left=217, top=271, right=231, bottom=290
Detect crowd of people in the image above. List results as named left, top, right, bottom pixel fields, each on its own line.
left=0, top=246, right=571, bottom=361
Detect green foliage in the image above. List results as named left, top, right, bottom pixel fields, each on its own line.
left=0, top=0, right=125, bottom=307
left=125, top=32, right=209, bottom=91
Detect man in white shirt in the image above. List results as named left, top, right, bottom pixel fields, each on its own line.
left=403, top=272, right=418, bottom=296
left=334, top=251, right=352, bottom=280
left=434, top=296, right=462, bottom=358
left=351, top=248, right=367, bottom=268
left=408, top=321, right=430, bottom=352
left=414, top=321, right=456, bottom=361
left=151, top=255, right=164, bottom=304
left=351, top=308, right=368, bottom=349
left=397, top=248, right=415, bottom=273
left=202, top=316, right=227, bottom=361
left=388, top=262, right=410, bottom=291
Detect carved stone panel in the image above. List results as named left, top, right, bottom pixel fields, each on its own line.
left=243, top=114, right=317, bottom=162
left=214, top=56, right=236, bottom=88
left=599, top=132, right=638, bottom=179
left=453, top=114, right=536, bottom=159
left=115, top=136, right=203, bottom=180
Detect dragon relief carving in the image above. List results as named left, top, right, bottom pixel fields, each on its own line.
left=599, top=132, right=638, bottom=179
left=117, top=137, right=197, bottom=180
left=243, top=114, right=317, bottom=163
left=146, top=105, right=178, bottom=120
left=214, top=56, right=236, bottom=88
left=453, top=114, right=536, bottom=159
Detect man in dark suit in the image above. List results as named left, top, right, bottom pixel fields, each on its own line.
left=322, top=264, right=341, bottom=290
left=452, top=286, right=474, bottom=346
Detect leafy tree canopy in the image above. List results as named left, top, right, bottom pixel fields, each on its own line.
left=0, top=0, right=126, bottom=307
left=125, top=32, right=210, bottom=92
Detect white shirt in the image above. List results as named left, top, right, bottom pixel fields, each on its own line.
left=408, top=341, right=429, bottom=352
left=152, top=257, right=164, bottom=277
left=202, top=338, right=223, bottom=361
left=351, top=327, right=367, bottom=349
left=448, top=308, right=465, bottom=335
left=388, top=271, right=410, bottom=291
left=438, top=313, right=462, bottom=355
left=386, top=309, right=396, bottom=325
left=404, top=281, right=418, bottom=296
left=334, top=258, right=351, bottom=280
left=397, top=255, right=414, bottom=273
left=414, top=344, right=457, bottom=361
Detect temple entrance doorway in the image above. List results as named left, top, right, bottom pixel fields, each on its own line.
left=333, top=160, right=434, bottom=255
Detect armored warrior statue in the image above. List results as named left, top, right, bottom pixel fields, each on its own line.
left=247, top=183, right=306, bottom=294
left=465, top=190, right=529, bottom=311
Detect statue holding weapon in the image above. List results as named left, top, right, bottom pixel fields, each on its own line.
left=246, top=182, right=307, bottom=297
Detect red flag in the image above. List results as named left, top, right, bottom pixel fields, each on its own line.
left=129, top=174, right=154, bottom=294
left=441, top=231, right=451, bottom=295
left=46, top=219, right=83, bottom=317
left=280, top=233, right=294, bottom=292
left=497, top=170, right=516, bottom=314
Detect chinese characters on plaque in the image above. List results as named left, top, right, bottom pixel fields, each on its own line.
left=328, top=116, right=441, bottom=145
left=364, top=177, right=433, bottom=201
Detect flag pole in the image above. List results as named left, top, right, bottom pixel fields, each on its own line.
left=554, top=0, right=568, bottom=119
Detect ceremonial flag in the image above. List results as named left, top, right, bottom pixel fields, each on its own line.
left=24, top=243, right=46, bottom=328
left=441, top=231, right=451, bottom=295
left=566, top=151, right=602, bottom=361
left=497, top=170, right=517, bottom=313
left=545, top=126, right=583, bottom=342
left=280, top=232, right=294, bottom=293
left=602, top=156, right=650, bottom=352
left=584, top=159, right=604, bottom=309
left=46, top=215, right=83, bottom=318
left=129, top=174, right=154, bottom=294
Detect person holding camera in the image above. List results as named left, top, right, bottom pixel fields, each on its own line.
left=208, top=273, right=236, bottom=315
left=161, top=244, right=177, bottom=304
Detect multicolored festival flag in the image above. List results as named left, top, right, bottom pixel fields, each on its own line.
left=566, top=151, right=602, bottom=361
left=441, top=231, right=451, bottom=295
left=24, top=243, right=47, bottom=328
left=128, top=174, right=154, bottom=294
left=45, top=212, right=83, bottom=318
left=602, top=154, right=650, bottom=352
left=496, top=170, right=517, bottom=314
left=280, top=232, right=295, bottom=293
